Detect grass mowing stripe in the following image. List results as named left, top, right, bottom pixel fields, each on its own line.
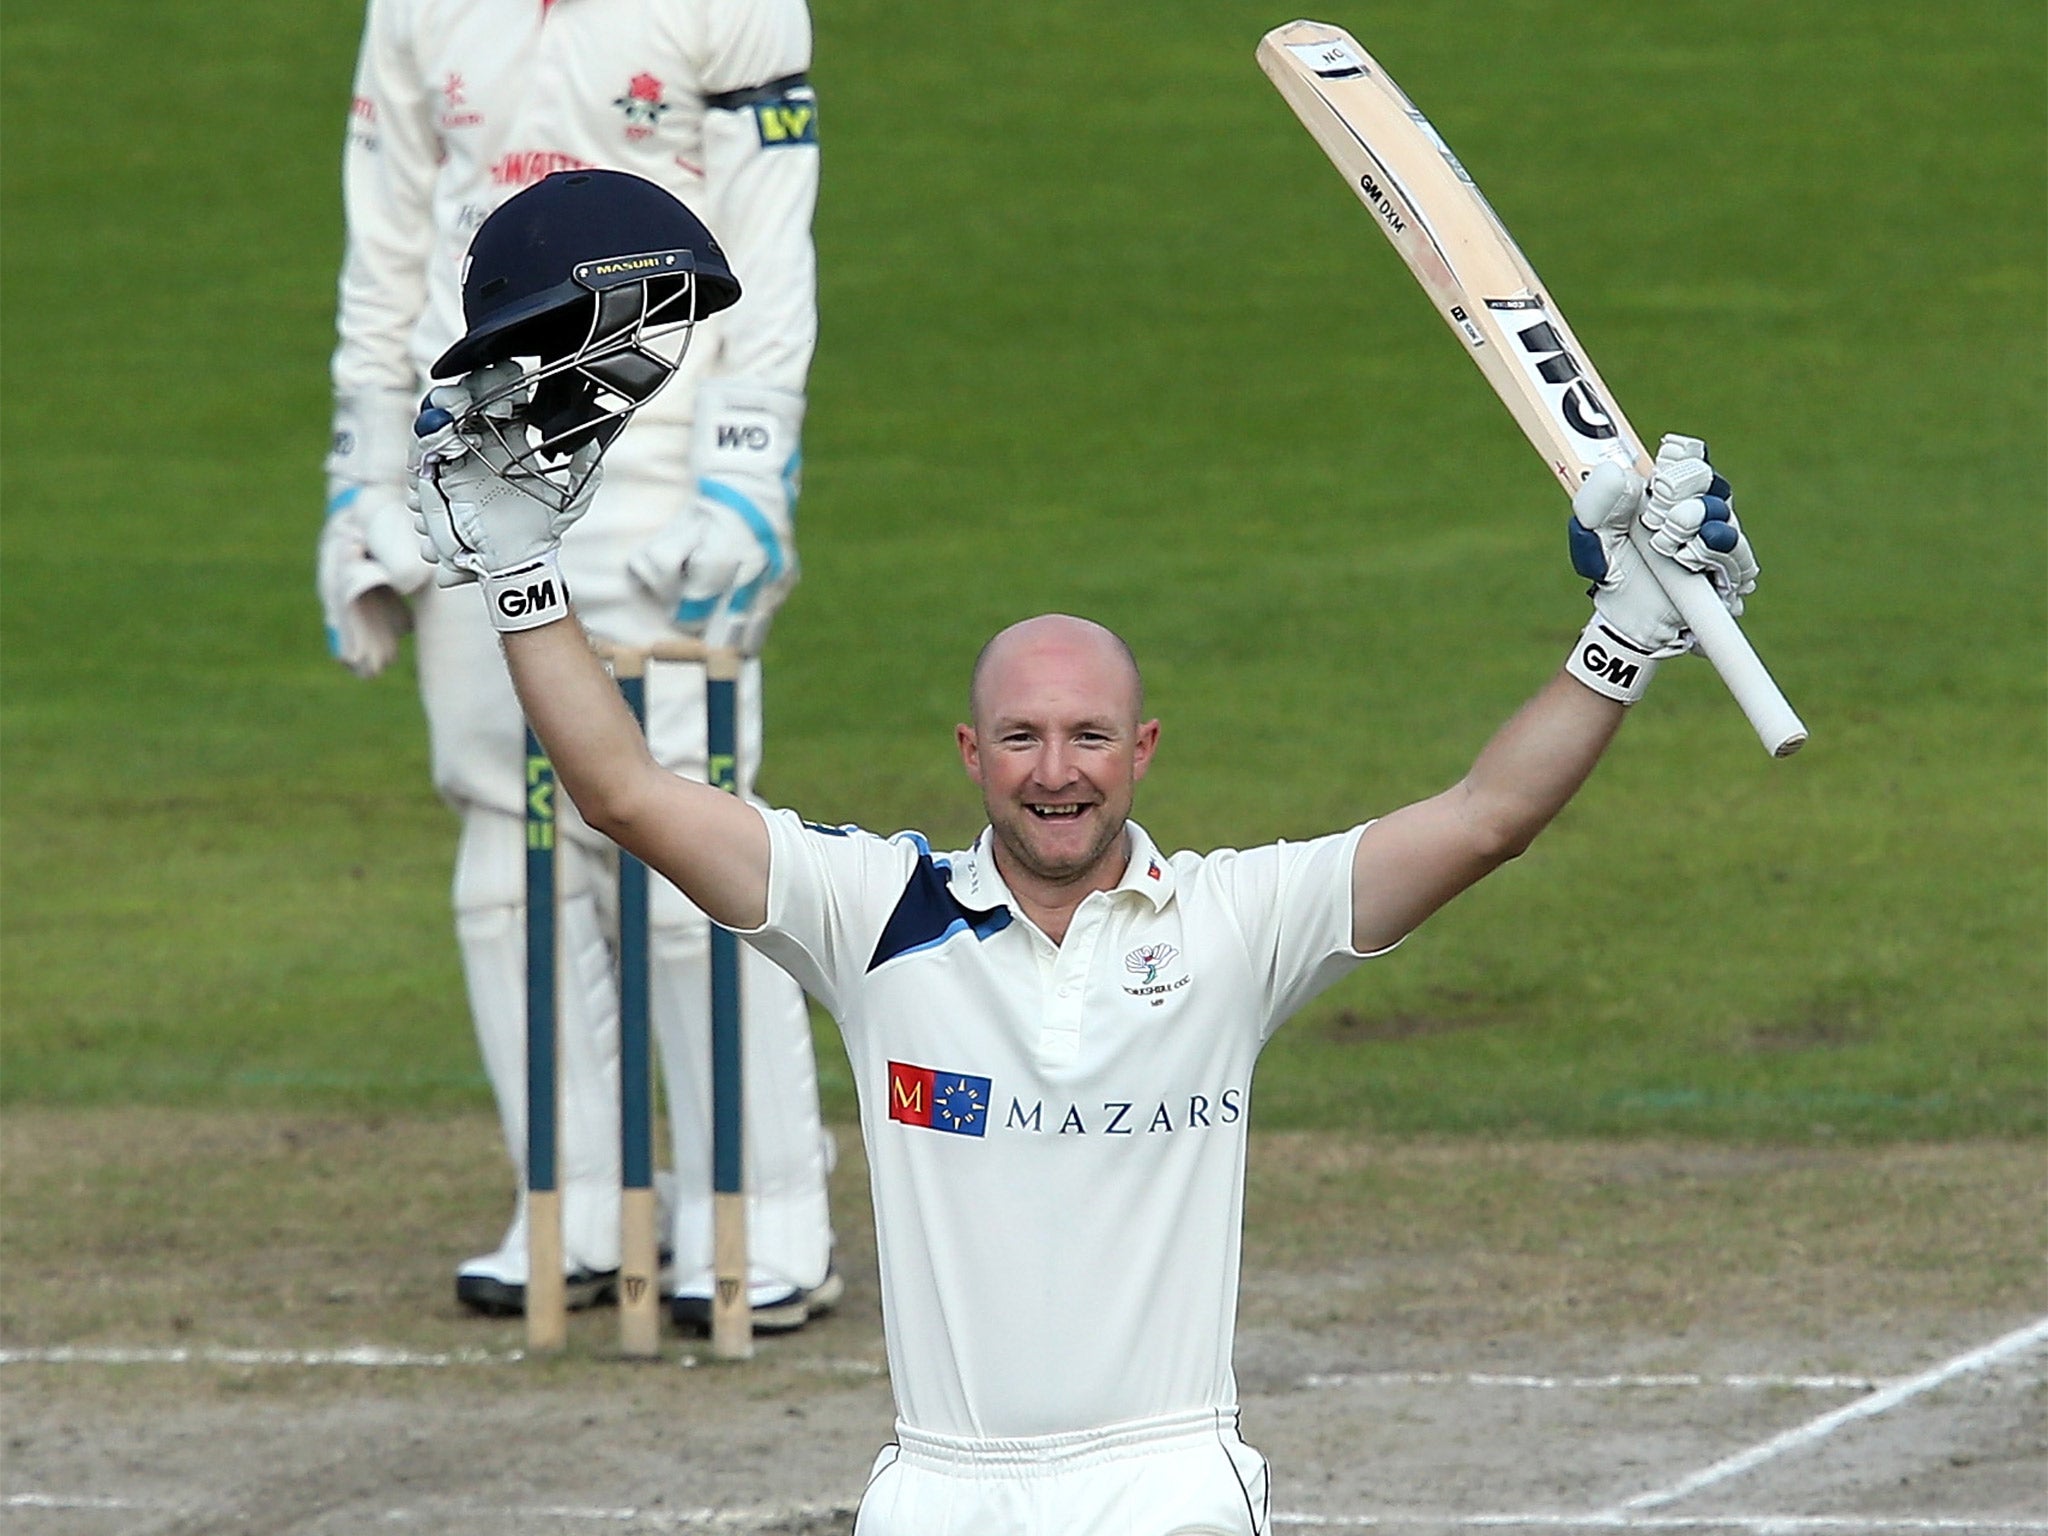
left=1, top=0, right=2041, bottom=1139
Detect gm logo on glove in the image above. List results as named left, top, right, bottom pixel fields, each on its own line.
left=497, top=576, right=558, bottom=620
left=481, top=555, right=571, bottom=633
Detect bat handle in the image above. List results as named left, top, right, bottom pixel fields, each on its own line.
left=1632, top=530, right=1808, bottom=757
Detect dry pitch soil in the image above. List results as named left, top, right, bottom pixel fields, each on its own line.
left=1, top=1111, right=2042, bottom=1534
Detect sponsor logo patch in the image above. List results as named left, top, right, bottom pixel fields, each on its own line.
left=1285, top=37, right=1367, bottom=80
left=1486, top=301, right=1620, bottom=450
left=753, top=93, right=817, bottom=148
left=494, top=576, right=559, bottom=622
left=888, top=1061, right=991, bottom=1136
left=1002, top=1087, right=1245, bottom=1135
left=491, top=150, right=592, bottom=187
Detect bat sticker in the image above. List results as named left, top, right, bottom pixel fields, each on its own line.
left=1447, top=304, right=1486, bottom=348
left=1286, top=38, right=1367, bottom=78
left=1502, top=311, right=1620, bottom=449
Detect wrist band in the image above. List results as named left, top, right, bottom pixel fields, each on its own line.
left=480, top=551, right=570, bottom=633
left=1565, top=616, right=1660, bottom=704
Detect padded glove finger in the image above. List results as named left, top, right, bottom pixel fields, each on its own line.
left=1568, top=459, right=1688, bottom=661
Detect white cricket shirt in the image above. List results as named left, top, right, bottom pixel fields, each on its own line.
left=743, top=811, right=1384, bottom=1440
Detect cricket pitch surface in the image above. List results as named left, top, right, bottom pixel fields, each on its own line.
left=3, top=1112, right=2042, bottom=1534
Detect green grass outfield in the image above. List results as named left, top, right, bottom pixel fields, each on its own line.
left=3, top=0, right=2042, bottom=1139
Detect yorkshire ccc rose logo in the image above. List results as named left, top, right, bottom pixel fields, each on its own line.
left=1125, top=944, right=1177, bottom=984
left=1122, top=945, right=1189, bottom=1006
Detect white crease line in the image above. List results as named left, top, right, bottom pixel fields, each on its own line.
left=5, top=1492, right=155, bottom=1511
left=0, top=1344, right=884, bottom=1376
left=0, top=1344, right=518, bottom=1368
left=680, top=1353, right=880, bottom=1376
left=1618, top=1314, right=2048, bottom=1513
left=1300, top=1371, right=1883, bottom=1393
left=8, top=1494, right=2040, bottom=1534
left=0, top=1349, right=1878, bottom=1395
left=470, top=1516, right=2047, bottom=1535
left=377, top=1498, right=860, bottom=1529
left=1273, top=1516, right=2048, bottom=1531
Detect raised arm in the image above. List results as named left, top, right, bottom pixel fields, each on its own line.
left=500, top=619, right=771, bottom=931
left=1350, top=436, right=1760, bottom=953
left=411, top=375, right=771, bottom=931
left=1350, top=672, right=1620, bottom=952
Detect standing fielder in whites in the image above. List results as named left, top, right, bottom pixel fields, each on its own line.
left=315, top=0, right=838, bottom=1329
left=411, top=185, right=1758, bottom=1536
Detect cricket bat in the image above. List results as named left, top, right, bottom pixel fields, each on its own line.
left=1258, top=20, right=1807, bottom=757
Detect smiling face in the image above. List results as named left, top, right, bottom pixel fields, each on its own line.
left=957, top=615, right=1160, bottom=902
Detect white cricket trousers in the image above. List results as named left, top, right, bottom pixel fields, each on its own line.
left=853, top=1410, right=1271, bottom=1536
left=410, top=462, right=833, bottom=1297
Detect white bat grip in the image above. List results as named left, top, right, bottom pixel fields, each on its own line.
left=1632, top=530, right=1807, bottom=757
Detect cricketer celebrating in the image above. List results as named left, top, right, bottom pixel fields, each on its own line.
left=407, top=170, right=1759, bottom=1536
left=314, top=0, right=838, bottom=1330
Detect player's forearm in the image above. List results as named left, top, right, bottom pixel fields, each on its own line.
left=500, top=618, right=659, bottom=818
left=1349, top=669, right=1623, bottom=951
left=499, top=619, right=772, bottom=929
left=1454, top=669, right=1625, bottom=858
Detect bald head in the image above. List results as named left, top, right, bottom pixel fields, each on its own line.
left=958, top=615, right=1159, bottom=904
left=968, top=615, right=1144, bottom=730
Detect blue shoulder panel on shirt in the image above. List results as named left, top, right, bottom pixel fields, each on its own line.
left=868, top=853, right=1010, bottom=972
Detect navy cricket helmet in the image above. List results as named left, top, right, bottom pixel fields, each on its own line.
left=432, top=169, right=742, bottom=463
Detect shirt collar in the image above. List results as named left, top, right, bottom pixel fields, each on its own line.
left=949, top=822, right=1176, bottom=913
left=1113, top=821, right=1176, bottom=909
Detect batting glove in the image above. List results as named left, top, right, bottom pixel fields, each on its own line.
left=626, top=380, right=801, bottom=654
left=1639, top=435, right=1758, bottom=614
left=408, top=363, right=602, bottom=632
left=319, top=389, right=433, bottom=677
left=1565, top=435, right=1754, bottom=703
